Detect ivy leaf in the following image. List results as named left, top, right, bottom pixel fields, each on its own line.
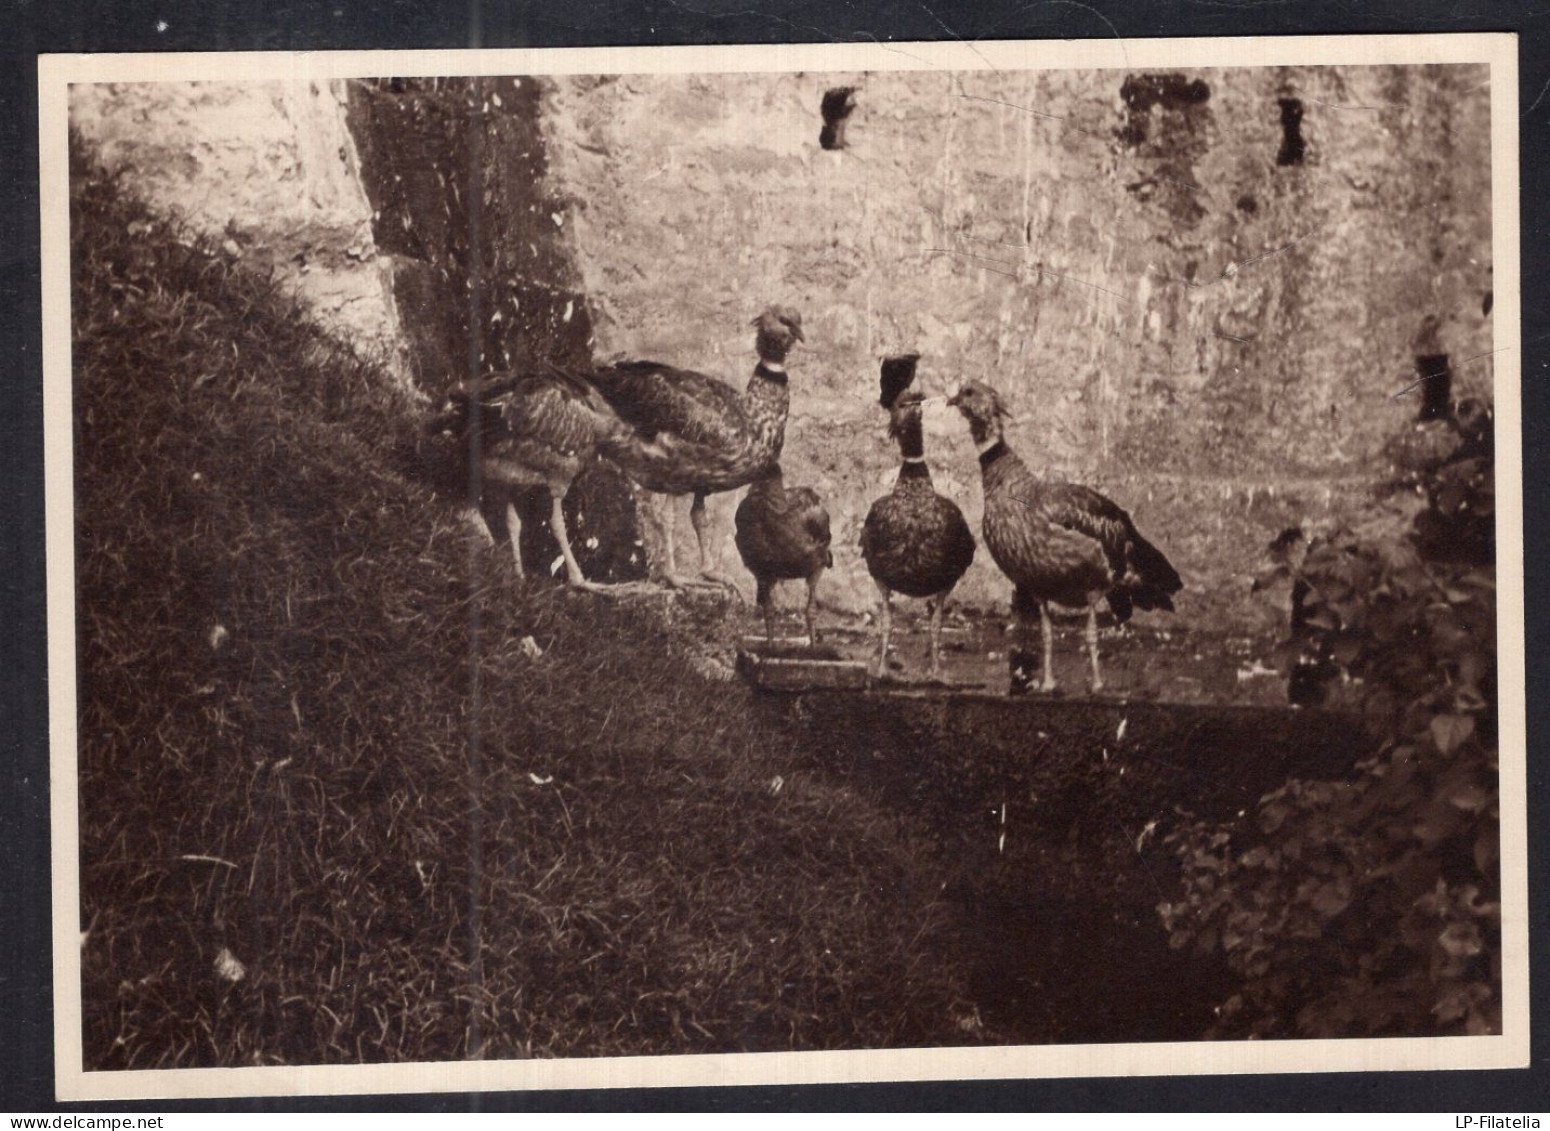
left=1454, top=677, right=1489, bottom=714
left=1432, top=983, right=1472, bottom=1024
left=1431, top=714, right=1475, bottom=755
left=1260, top=799, right=1292, bottom=834
left=1474, top=825, right=1499, bottom=876
left=1444, top=779, right=1491, bottom=813
left=1330, top=635, right=1363, bottom=666
left=1465, top=1000, right=1501, bottom=1037
left=1415, top=800, right=1465, bottom=847
left=1310, top=880, right=1352, bottom=918
left=1438, top=921, right=1484, bottom=960
left=1270, top=640, right=1304, bottom=671
left=1303, top=605, right=1341, bottom=633
left=1241, top=845, right=1273, bottom=868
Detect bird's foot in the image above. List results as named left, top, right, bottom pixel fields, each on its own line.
left=1013, top=677, right=1059, bottom=696
left=574, top=579, right=669, bottom=598
left=662, top=573, right=731, bottom=593
left=698, top=570, right=744, bottom=600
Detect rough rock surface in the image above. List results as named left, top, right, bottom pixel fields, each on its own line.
left=70, top=81, right=408, bottom=380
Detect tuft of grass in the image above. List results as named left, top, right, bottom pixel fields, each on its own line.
left=70, top=136, right=985, bottom=1067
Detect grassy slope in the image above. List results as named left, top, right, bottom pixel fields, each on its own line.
left=71, top=144, right=983, bottom=1068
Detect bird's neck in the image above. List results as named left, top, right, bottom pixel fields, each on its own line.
left=745, top=362, right=791, bottom=461
left=893, top=416, right=932, bottom=484
left=894, top=414, right=925, bottom=459
left=968, top=413, right=1003, bottom=447
left=978, top=436, right=1028, bottom=497
left=977, top=437, right=1011, bottom=471
left=747, top=465, right=786, bottom=496
left=896, top=457, right=933, bottom=487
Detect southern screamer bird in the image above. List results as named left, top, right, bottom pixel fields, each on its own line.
left=859, top=355, right=976, bottom=677
left=590, top=306, right=805, bottom=588
left=949, top=379, right=1181, bottom=694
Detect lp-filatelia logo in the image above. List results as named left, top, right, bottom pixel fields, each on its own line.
left=1455, top=1119, right=1542, bottom=1128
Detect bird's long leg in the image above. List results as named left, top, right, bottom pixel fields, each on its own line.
left=688, top=493, right=740, bottom=595
left=504, top=498, right=525, bottom=580
left=928, top=594, right=947, bottom=679
left=1009, top=589, right=1034, bottom=695
left=874, top=579, right=894, bottom=677
left=661, top=494, right=679, bottom=579
left=690, top=493, right=714, bottom=572
left=546, top=485, right=605, bottom=591
left=756, top=577, right=775, bottom=644
left=660, top=494, right=698, bottom=587
left=1038, top=601, right=1057, bottom=693
left=470, top=498, right=498, bottom=548
left=659, top=494, right=729, bottom=592
left=804, top=571, right=822, bottom=647
left=1085, top=600, right=1105, bottom=693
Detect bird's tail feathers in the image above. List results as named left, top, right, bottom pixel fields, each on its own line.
left=1127, top=531, right=1182, bottom=595
left=1107, top=580, right=1177, bottom=622
left=1107, top=531, right=1181, bottom=620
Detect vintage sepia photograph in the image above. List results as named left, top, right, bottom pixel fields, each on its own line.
left=39, top=33, right=1526, bottom=1100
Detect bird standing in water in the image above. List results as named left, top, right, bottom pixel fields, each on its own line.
left=949, top=380, right=1181, bottom=694
left=734, top=465, right=832, bottom=646
left=860, top=355, right=976, bottom=678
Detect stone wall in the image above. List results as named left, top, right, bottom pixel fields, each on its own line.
left=542, top=64, right=1493, bottom=621
left=68, top=65, right=1494, bottom=626
left=70, top=81, right=408, bottom=380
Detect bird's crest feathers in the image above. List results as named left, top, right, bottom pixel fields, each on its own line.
left=879, top=353, right=921, bottom=408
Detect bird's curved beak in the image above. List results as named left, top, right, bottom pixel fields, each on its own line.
left=946, top=389, right=963, bottom=407
left=790, top=323, right=805, bottom=343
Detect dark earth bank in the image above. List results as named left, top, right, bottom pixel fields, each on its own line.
left=740, top=615, right=1370, bottom=1045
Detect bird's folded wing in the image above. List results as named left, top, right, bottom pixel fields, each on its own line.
left=592, top=362, right=751, bottom=449
left=499, top=379, right=606, bottom=453
left=1037, top=482, right=1134, bottom=550
left=791, top=488, right=832, bottom=546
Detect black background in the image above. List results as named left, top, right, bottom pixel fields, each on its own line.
left=2, top=0, right=1545, bottom=1112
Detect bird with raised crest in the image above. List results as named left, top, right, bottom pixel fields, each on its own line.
left=734, top=464, right=832, bottom=646
left=949, top=379, right=1181, bottom=694
left=590, top=305, right=804, bottom=589
left=859, top=355, right=976, bottom=678
left=428, top=360, right=638, bottom=591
